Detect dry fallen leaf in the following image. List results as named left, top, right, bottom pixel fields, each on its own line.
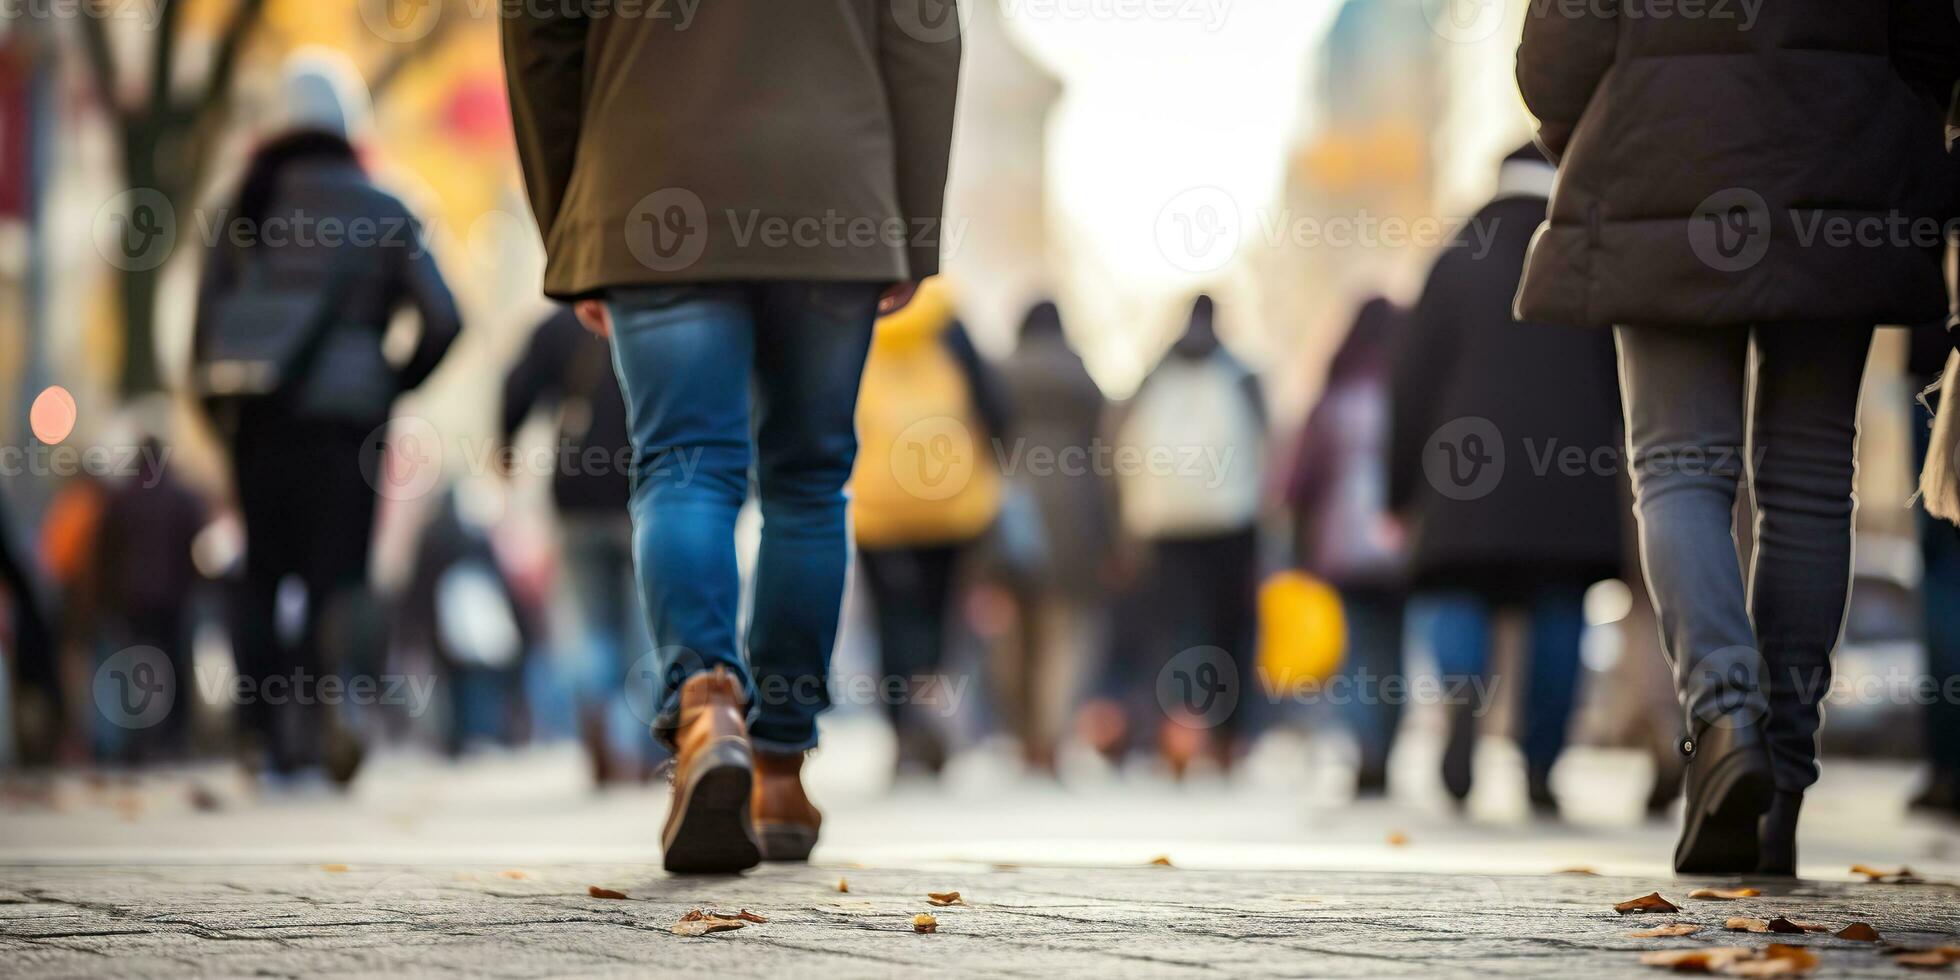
left=672, top=909, right=748, bottom=937
left=1630, top=924, right=1704, bottom=938
left=1729, top=944, right=1821, bottom=977
left=926, top=891, right=965, bottom=907
left=1783, top=921, right=1832, bottom=933
left=1618, top=892, right=1684, bottom=915
left=1851, top=864, right=1924, bottom=884
left=1834, top=923, right=1880, bottom=942
left=736, top=910, right=768, bottom=923
left=836, top=878, right=849, bottom=893
left=588, top=886, right=628, bottom=900
left=1725, top=918, right=1807, bottom=935
left=1148, top=855, right=1174, bottom=867
left=499, top=870, right=529, bottom=880
left=1643, top=945, right=1820, bottom=976
left=1385, top=831, right=1410, bottom=847
left=1689, top=887, right=1761, bottom=900
left=320, top=864, right=350, bottom=873
left=913, top=913, right=938, bottom=934
left=1557, top=867, right=1600, bottom=876
left=1640, top=947, right=1753, bottom=972
left=1889, top=947, right=1960, bottom=969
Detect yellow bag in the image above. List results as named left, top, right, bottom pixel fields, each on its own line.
left=1256, top=571, right=1347, bottom=696
left=850, top=281, right=1003, bottom=549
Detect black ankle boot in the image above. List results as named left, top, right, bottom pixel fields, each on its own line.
left=1674, top=719, right=1775, bottom=874
left=1441, top=702, right=1475, bottom=804
left=1527, top=767, right=1559, bottom=819
left=1757, top=791, right=1801, bottom=876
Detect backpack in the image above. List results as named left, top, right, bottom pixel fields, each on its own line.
left=1116, top=354, right=1266, bottom=538
left=850, top=303, right=1002, bottom=549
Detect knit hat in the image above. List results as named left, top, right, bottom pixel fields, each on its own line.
left=280, top=47, right=372, bottom=140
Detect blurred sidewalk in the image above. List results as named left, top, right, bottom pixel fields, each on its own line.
left=2, top=720, right=1955, bottom=879
left=3, top=722, right=1958, bottom=976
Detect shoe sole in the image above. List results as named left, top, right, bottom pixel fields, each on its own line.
left=663, top=739, right=762, bottom=875
left=1675, top=748, right=1775, bottom=875
left=757, top=823, right=818, bottom=863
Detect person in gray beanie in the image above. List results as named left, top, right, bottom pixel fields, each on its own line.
left=193, top=48, right=461, bottom=780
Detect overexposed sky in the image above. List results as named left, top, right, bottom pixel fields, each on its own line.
left=1006, top=0, right=1341, bottom=294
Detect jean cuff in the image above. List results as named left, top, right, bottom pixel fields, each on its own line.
left=749, top=730, right=820, bottom=755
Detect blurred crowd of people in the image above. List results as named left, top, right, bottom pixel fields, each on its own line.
left=1, top=43, right=1956, bottom=850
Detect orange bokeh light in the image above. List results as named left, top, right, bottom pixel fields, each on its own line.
left=30, top=385, right=77, bottom=445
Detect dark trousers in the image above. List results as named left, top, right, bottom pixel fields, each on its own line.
left=230, top=410, right=381, bottom=773
left=1339, top=588, right=1407, bottom=778
left=858, top=544, right=962, bottom=730
left=1146, top=528, right=1259, bottom=739
left=1617, top=323, right=1871, bottom=793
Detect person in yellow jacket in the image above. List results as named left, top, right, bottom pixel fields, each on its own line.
left=850, top=280, right=1007, bottom=776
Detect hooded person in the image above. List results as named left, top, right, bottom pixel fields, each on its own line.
left=1112, top=295, right=1268, bottom=773
left=993, top=300, right=1116, bottom=773
left=192, top=48, right=462, bottom=778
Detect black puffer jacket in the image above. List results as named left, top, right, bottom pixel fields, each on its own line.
left=1515, top=3, right=1960, bottom=330
left=195, top=132, right=462, bottom=428
left=1390, top=158, right=1625, bottom=594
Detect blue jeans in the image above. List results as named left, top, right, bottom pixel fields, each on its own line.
left=1423, top=585, right=1587, bottom=775
left=606, top=282, right=881, bottom=753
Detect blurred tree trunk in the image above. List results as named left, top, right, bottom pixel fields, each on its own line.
left=78, top=0, right=267, bottom=395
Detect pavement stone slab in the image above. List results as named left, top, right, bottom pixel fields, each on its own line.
left=1, top=864, right=1955, bottom=977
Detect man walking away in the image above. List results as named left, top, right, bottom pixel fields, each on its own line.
left=503, top=0, right=962, bottom=873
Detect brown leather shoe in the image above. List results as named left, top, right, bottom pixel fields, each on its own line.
left=661, top=668, right=760, bottom=874
left=752, top=751, right=822, bottom=862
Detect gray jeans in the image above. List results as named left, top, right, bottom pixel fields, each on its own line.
left=1615, top=323, right=1873, bottom=793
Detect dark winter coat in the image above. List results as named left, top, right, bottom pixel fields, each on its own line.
left=998, top=302, right=1116, bottom=595
left=194, top=133, right=462, bottom=428
left=1515, top=3, right=1960, bottom=330
left=1390, top=174, right=1625, bottom=593
left=501, top=307, right=631, bottom=516
left=502, top=0, right=962, bottom=299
